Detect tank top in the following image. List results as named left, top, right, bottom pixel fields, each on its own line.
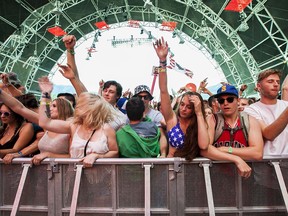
left=213, top=118, right=248, bottom=148
left=70, top=126, right=109, bottom=158
left=167, top=122, right=185, bottom=149
left=38, top=131, right=70, bottom=154
left=0, top=125, right=23, bottom=150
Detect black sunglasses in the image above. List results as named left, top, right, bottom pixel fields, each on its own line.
left=137, top=95, right=150, bottom=100
left=217, top=97, right=236, bottom=104
left=0, top=111, right=11, bottom=117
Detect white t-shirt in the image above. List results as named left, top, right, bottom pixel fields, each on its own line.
left=146, top=108, right=164, bottom=127
left=244, top=100, right=288, bottom=156
left=109, top=106, right=128, bottom=131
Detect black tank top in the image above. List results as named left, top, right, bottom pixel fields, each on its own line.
left=0, top=125, right=22, bottom=150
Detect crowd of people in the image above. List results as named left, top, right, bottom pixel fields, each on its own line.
left=0, top=35, right=287, bottom=180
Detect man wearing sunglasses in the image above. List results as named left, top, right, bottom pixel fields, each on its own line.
left=133, top=85, right=165, bottom=128
left=201, top=84, right=263, bottom=178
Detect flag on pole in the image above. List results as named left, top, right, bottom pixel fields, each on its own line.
left=167, top=54, right=193, bottom=79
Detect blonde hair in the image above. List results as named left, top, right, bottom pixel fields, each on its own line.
left=73, top=92, right=113, bottom=130
left=54, top=98, right=74, bottom=120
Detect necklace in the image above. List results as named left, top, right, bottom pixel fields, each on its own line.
left=225, top=116, right=239, bottom=129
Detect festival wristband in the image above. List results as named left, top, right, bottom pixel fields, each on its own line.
left=228, top=146, right=233, bottom=154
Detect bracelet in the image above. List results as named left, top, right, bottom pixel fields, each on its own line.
left=159, top=60, right=167, bottom=67
left=42, top=92, right=51, bottom=99
left=67, top=49, right=75, bottom=55
left=158, top=67, right=167, bottom=73
left=18, top=151, right=23, bottom=157
left=40, top=101, right=51, bottom=106
left=228, top=146, right=233, bottom=154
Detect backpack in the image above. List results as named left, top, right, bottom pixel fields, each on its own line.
left=214, top=112, right=250, bottom=143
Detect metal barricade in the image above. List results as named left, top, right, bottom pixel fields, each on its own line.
left=0, top=157, right=287, bottom=216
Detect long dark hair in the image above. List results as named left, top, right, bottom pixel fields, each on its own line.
left=0, top=103, right=25, bottom=139
left=174, top=92, right=206, bottom=161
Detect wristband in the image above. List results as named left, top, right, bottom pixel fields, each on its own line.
left=42, top=92, right=51, bottom=99
left=18, top=151, right=23, bottom=157
left=158, top=67, right=167, bottom=73
left=228, top=146, right=233, bottom=154
left=67, top=49, right=75, bottom=55
left=40, top=101, right=51, bottom=106
left=159, top=60, right=167, bottom=67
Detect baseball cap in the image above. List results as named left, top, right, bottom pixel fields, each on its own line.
left=214, top=84, right=239, bottom=98
left=133, top=85, right=154, bottom=100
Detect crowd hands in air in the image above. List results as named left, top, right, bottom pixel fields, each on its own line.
left=0, top=35, right=287, bottom=179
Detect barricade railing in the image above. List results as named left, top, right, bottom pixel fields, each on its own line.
left=0, top=156, right=287, bottom=216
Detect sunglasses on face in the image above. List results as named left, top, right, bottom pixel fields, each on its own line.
left=137, top=95, right=150, bottom=100
left=0, top=111, right=11, bottom=117
left=217, top=97, right=236, bottom=104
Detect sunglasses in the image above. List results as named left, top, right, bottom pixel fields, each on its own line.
left=217, top=97, right=236, bottom=104
left=0, top=111, right=11, bottom=117
left=137, top=95, right=150, bottom=100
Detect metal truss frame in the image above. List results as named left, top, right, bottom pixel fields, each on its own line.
left=0, top=0, right=287, bottom=93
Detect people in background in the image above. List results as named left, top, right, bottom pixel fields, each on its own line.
left=133, top=85, right=165, bottom=128
left=116, top=97, right=167, bottom=158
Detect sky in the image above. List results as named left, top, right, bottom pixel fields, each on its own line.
left=52, top=26, right=226, bottom=100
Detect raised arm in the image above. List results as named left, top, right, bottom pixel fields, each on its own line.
left=153, top=37, right=175, bottom=123
left=63, top=35, right=79, bottom=78
left=0, top=89, right=39, bottom=124
left=58, top=63, right=87, bottom=96
left=0, top=74, right=23, bottom=97
left=38, top=76, right=71, bottom=134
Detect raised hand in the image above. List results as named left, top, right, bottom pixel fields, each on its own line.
left=38, top=76, right=53, bottom=94
left=62, top=35, right=76, bottom=50
left=0, top=73, right=10, bottom=85
left=99, top=79, right=105, bottom=88
left=153, top=37, right=169, bottom=61
left=58, top=63, right=76, bottom=80
left=189, top=95, right=202, bottom=115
